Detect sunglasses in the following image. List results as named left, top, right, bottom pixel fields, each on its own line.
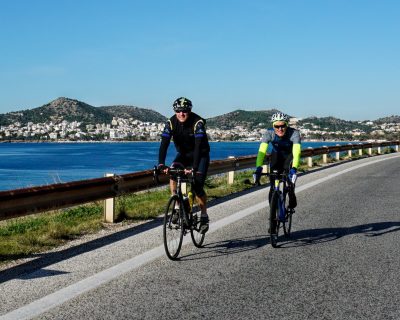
left=175, top=110, right=189, bottom=114
left=274, top=124, right=287, bottom=129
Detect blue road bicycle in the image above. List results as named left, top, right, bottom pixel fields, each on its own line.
left=262, top=170, right=294, bottom=247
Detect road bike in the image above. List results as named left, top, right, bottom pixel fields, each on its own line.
left=154, top=164, right=205, bottom=260
left=256, top=170, right=295, bottom=247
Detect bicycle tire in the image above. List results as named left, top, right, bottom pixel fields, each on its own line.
left=283, top=192, right=292, bottom=237
left=284, top=209, right=293, bottom=237
left=163, top=195, right=184, bottom=260
left=269, top=193, right=280, bottom=248
left=190, top=212, right=205, bottom=247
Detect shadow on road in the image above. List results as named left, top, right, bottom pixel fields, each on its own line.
left=179, top=221, right=400, bottom=259
left=278, top=221, right=400, bottom=248
left=179, top=235, right=268, bottom=261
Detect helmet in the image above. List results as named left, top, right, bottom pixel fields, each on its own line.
left=271, top=112, right=289, bottom=123
left=173, top=97, right=192, bottom=112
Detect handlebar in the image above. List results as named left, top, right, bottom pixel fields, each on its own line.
left=153, top=165, right=202, bottom=185
left=253, top=170, right=290, bottom=186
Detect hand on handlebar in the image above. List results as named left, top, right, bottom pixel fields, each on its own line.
left=253, top=166, right=263, bottom=185
left=289, top=168, right=297, bottom=184
left=157, top=164, right=169, bottom=174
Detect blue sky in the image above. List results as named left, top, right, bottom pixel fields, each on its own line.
left=0, top=0, right=399, bottom=121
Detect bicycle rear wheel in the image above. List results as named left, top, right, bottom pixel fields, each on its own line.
left=190, top=212, right=205, bottom=247
left=269, top=193, right=280, bottom=248
left=163, top=195, right=184, bottom=260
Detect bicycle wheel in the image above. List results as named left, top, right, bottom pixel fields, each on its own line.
left=284, top=209, right=293, bottom=237
left=163, top=195, right=184, bottom=260
left=190, top=212, right=205, bottom=247
left=283, top=192, right=292, bottom=237
left=269, top=193, right=280, bottom=248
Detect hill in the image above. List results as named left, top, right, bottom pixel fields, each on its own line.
left=0, top=98, right=167, bottom=126
left=374, top=115, right=400, bottom=124
left=298, top=116, right=373, bottom=133
left=206, top=109, right=285, bottom=130
left=99, top=105, right=166, bottom=123
left=0, top=98, right=111, bottom=126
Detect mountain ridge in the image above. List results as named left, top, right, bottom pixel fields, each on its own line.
left=0, top=97, right=399, bottom=130
left=0, top=97, right=167, bottom=126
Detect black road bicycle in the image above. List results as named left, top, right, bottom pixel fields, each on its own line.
left=256, top=170, right=295, bottom=247
left=154, top=165, right=205, bottom=260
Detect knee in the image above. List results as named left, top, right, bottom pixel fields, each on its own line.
left=194, top=185, right=206, bottom=198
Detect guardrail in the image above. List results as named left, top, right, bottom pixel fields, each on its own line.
left=0, top=141, right=399, bottom=222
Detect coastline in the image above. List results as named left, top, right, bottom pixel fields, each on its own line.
left=0, top=138, right=389, bottom=144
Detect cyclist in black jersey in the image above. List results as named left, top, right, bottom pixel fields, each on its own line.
left=254, top=112, right=301, bottom=208
left=158, top=97, right=210, bottom=233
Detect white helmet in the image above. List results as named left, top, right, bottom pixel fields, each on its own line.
left=271, top=112, right=289, bottom=123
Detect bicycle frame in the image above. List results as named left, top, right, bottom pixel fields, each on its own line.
left=171, top=169, right=193, bottom=228
left=265, top=170, right=294, bottom=247
left=154, top=165, right=205, bottom=260
left=271, top=171, right=288, bottom=222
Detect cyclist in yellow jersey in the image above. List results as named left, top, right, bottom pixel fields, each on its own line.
left=254, top=112, right=301, bottom=208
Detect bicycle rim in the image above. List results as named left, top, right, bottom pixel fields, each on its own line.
left=283, top=193, right=292, bottom=237
left=190, top=212, right=205, bottom=247
left=163, top=195, right=184, bottom=260
left=269, top=194, right=279, bottom=248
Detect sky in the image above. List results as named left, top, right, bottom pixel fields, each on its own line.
left=0, top=0, right=399, bottom=121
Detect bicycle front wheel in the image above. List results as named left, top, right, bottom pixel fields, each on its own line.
left=163, top=195, right=184, bottom=260
left=190, top=212, right=205, bottom=247
left=283, top=210, right=293, bottom=237
left=269, top=193, right=280, bottom=248
left=283, top=193, right=292, bottom=237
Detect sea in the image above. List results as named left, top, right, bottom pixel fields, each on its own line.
left=0, top=141, right=350, bottom=191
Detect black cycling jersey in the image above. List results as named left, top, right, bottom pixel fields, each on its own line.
left=158, top=112, right=210, bottom=170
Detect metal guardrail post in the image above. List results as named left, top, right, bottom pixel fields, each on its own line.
left=307, top=147, right=313, bottom=167
left=336, top=144, right=340, bottom=160
left=227, top=156, right=235, bottom=184
left=104, top=173, right=115, bottom=223
left=322, top=146, right=327, bottom=164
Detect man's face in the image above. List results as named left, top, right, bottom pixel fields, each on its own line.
left=175, top=110, right=190, bottom=123
left=273, top=121, right=287, bottom=137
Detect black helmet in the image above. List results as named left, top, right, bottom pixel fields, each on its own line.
left=173, top=97, right=192, bottom=112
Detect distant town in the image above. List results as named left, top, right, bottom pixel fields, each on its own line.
left=1, top=116, right=399, bottom=142
left=0, top=97, right=399, bottom=142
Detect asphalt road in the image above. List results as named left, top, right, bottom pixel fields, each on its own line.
left=1, top=153, right=399, bottom=320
